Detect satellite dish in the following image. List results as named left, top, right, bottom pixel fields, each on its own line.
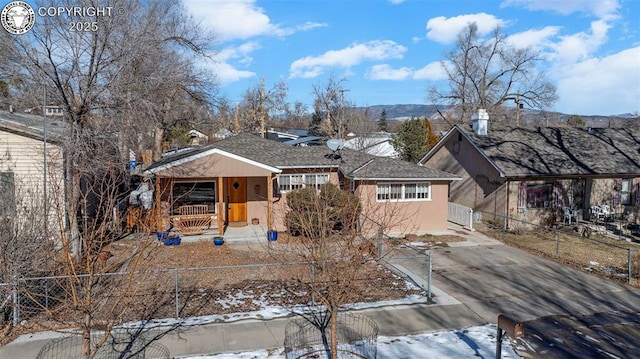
left=326, top=139, right=345, bottom=152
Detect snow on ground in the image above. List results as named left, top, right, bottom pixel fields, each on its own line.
left=122, top=277, right=521, bottom=359
left=12, top=276, right=521, bottom=358
left=178, top=324, right=521, bottom=358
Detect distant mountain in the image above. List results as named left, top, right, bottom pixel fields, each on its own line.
left=354, top=104, right=444, bottom=120
left=353, top=104, right=639, bottom=128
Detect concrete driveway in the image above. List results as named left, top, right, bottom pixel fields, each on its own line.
left=389, top=225, right=640, bottom=358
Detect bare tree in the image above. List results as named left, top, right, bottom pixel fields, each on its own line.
left=2, top=0, right=215, bottom=356
left=309, top=75, right=349, bottom=138
left=0, top=173, right=54, bottom=335
left=428, top=23, right=557, bottom=125
left=280, top=100, right=310, bottom=130
left=274, top=182, right=407, bottom=359
left=211, top=97, right=234, bottom=133
left=237, top=78, right=288, bottom=135
left=5, top=0, right=215, bottom=250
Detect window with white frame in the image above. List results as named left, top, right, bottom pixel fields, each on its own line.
left=377, top=182, right=431, bottom=201
left=278, top=173, right=329, bottom=192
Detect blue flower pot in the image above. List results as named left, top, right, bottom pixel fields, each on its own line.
left=163, top=236, right=180, bottom=246
left=213, top=237, right=224, bottom=246
left=267, top=230, right=278, bottom=242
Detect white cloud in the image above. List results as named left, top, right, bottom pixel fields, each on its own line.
left=389, top=0, right=405, bottom=4
left=426, top=13, right=504, bottom=44
left=289, top=40, right=407, bottom=79
left=413, top=62, right=447, bottom=80
left=368, top=64, right=412, bottom=80
left=297, top=21, right=328, bottom=31
left=553, top=46, right=640, bottom=115
left=500, top=0, right=620, bottom=20
left=506, top=26, right=561, bottom=50
left=184, top=0, right=276, bottom=41
left=365, top=61, right=447, bottom=81
left=209, top=62, right=256, bottom=84
left=207, top=42, right=260, bottom=84
left=551, top=20, right=611, bottom=63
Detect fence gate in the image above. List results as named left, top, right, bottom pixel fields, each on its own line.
left=448, top=202, right=473, bottom=230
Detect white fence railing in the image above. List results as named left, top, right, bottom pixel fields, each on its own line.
left=448, top=202, right=473, bottom=230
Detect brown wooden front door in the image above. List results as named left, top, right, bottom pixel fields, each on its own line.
left=227, top=177, right=247, bottom=223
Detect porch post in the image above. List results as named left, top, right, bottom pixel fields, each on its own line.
left=217, top=176, right=224, bottom=235
left=267, top=174, right=273, bottom=231
left=155, top=178, right=162, bottom=232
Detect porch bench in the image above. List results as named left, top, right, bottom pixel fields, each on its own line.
left=170, top=205, right=217, bottom=235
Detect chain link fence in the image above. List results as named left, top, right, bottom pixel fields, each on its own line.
left=36, top=333, right=171, bottom=359
left=477, top=211, right=640, bottom=285
left=284, top=312, right=378, bottom=359
left=2, top=257, right=424, bottom=327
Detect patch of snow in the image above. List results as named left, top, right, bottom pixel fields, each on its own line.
left=177, top=324, right=521, bottom=358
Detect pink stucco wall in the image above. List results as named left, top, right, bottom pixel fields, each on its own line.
left=356, top=180, right=451, bottom=236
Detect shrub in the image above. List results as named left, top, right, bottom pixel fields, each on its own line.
left=285, top=183, right=361, bottom=238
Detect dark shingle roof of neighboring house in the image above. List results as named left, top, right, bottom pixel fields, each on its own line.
left=0, top=110, right=67, bottom=143
left=423, top=125, right=640, bottom=178
left=146, top=133, right=460, bottom=181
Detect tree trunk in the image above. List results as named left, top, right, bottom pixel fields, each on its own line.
left=330, top=305, right=338, bottom=359
left=83, top=311, right=91, bottom=358
left=153, top=127, right=164, bottom=161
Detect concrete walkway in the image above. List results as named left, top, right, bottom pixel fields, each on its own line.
left=2, top=223, right=640, bottom=358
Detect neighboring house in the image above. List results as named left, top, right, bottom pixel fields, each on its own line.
left=143, top=133, right=460, bottom=237
left=0, top=110, right=66, bottom=233
left=344, top=132, right=398, bottom=158
left=419, top=110, right=640, bottom=227
left=188, top=129, right=209, bottom=146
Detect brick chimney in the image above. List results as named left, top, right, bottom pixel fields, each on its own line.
left=472, top=109, right=489, bottom=136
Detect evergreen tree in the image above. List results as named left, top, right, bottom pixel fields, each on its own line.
left=566, top=115, right=585, bottom=127
left=424, top=118, right=440, bottom=150
left=390, top=117, right=429, bottom=163
left=378, top=109, right=387, bottom=131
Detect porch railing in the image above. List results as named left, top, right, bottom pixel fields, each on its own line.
left=448, top=202, right=473, bottom=230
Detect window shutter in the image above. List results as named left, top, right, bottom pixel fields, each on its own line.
left=635, top=178, right=640, bottom=205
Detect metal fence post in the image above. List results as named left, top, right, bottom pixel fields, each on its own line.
left=174, top=269, right=180, bottom=319
left=311, top=261, right=316, bottom=306
left=11, top=275, right=18, bottom=326
left=427, top=250, right=432, bottom=299
left=45, top=280, right=49, bottom=313
left=628, top=249, right=632, bottom=285
left=377, top=227, right=383, bottom=259
left=555, top=228, right=560, bottom=259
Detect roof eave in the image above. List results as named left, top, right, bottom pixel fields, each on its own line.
left=276, top=164, right=339, bottom=170
left=145, top=148, right=282, bottom=175
left=348, top=176, right=462, bottom=181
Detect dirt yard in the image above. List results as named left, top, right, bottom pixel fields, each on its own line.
left=97, top=232, right=428, bottom=320
left=476, top=221, right=640, bottom=286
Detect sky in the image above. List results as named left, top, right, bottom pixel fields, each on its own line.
left=184, top=0, right=640, bottom=116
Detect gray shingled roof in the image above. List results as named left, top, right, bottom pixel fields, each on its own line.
left=461, top=125, right=640, bottom=177
left=0, top=110, right=67, bottom=143
left=145, top=133, right=459, bottom=180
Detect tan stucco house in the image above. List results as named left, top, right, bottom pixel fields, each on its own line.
left=144, top=133, right=460, bottom=237
left=419, top=111, right=640, bottom=228
left=0, top=110, right=65, bottom=233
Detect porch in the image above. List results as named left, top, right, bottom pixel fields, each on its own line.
left=154, top=175, right=277, bottom=236
left=171, top=223, right=270, bottom=244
